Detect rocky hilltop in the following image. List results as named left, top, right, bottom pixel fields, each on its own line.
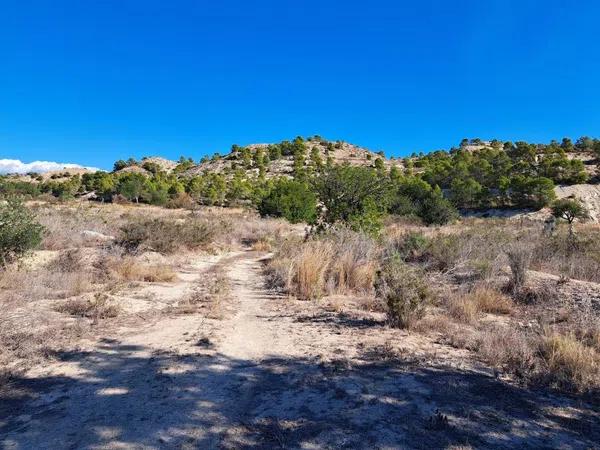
left=182, top=137, right=403, bottom=178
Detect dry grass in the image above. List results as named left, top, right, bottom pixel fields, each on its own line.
left=251, top=237, right=273, bottom=252
left=34, top=203, right=121, bottom=250
left=266, top=228, right=378, bottom=300
left=107, top=257, right=178, bottom=282
left=476, top=327, right=537, bottom=375
left=539, top=332, right=600, bottom=392
left=448, top=295, right=480, bottom=324
left=328, top=229, right=378, bottom=294
left=0, top=316, right=88, bottom=380
left=0, top=264, right=94, bottom=302
left=56, top=293, right=121, bottom=320
left=117, top=216, right=222, bottom=254
left=449, top=286, right=513, bottom=323
left=177, top=266, right=231, bottom=317
left=294, top=241, right=334, bottom=300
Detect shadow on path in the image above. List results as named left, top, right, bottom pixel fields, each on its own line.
left=2, top=337, right=599, bottom=449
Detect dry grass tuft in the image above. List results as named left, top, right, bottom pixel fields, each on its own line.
left=539, top=332, right=600, bottom=392
left=251, top=237, right=273, bottom=252
left=107, top=257, right=178, bottom=283
left=448, top=295, right=480, bottom=324
left=57, top=293, right=121, bottom=320
left=476, top=327, right=537, bottom=375
left=266, top=228, right=378, bottom=300
left=472, top=286, right=514, bottom=315
left=449, top=286, right=513, bottom=323
left=294, top=241, right=334, bottom=300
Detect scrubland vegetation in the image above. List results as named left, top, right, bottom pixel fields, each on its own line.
left=0, top=200, right=291, bottom=379
left=1, top=135, right=600, bottom=447
left=2, top=135, right=599, bottom=233
left=266, top=218, right=600, bottom=394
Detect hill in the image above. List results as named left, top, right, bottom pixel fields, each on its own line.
left=183, top=136, right=403, bottom=178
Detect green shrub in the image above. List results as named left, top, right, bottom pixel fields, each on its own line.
left=314, top=165, right=389, bottom=233
left=419, top=190, right=458, bottom=225
left=258, top=178, right=317, bottom=224
left=375, top=257, right=429, bottom=328
left=385, top=232, right=429, bottom=262
left=422, top=234, right=462, bottom=271
left=0, top=198, right=44, bottom=266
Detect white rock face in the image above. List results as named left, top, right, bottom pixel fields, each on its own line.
left=555, top=184, right=600, bottom=222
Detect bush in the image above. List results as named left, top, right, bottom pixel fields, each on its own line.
left=419, top=191, right=458, bottom=225
left=0, top=198, right=44, bottom=266
left=258, top=178, right=317, bottom=224
left=117, top=217, right=219, bottom=254
left=385, top=231, right=429, bottom=262
left=421, top=234, right=462, bottom=272
left=314, top=165, right=389, bottom=233
left=375, top=258, right=430, bottom=328
left=166, top=192, right=196, bottom=210
left=506, top=245, right=531, bottom=293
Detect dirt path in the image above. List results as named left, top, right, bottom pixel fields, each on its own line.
left=2, top=251, right=600, bottom=449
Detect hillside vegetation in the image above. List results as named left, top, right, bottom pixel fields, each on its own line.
left=1, top=136, right=599, bottom=231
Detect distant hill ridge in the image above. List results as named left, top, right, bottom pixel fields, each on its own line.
left=112, top=136, right=402, bottom=178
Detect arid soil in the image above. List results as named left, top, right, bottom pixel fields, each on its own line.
left=1, top=250, right=599, bottom=449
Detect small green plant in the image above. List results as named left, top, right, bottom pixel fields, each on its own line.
left=375, top=257, right=429, bottom=328
left=0, top=197, right=44, bottom=267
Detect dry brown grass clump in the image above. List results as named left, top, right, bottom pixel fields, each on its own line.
left=117, top=216, right=223, bottom=254
left=294, top=241, right=334, bottom=300
left=107, top=257, right=178, bottom=282
left=56, top=293, right=121, bottom=320
left=449, top=286, right=513, bottom=323
left=475, top=327, right=537, bottom=375
left=539, top=332, right=600, bottom=392
left=266, top=228, right=378, bottom=300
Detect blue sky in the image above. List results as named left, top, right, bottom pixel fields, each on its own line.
left=1, top=0, right=599, bottom=171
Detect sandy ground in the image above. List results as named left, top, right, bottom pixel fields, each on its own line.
left=1, top=251, right=600, bottom=449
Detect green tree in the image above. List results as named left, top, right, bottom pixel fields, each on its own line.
left=419, top=187, right=458, bottom=225
left=258, top=178, right=317, bottom=224
left=117, top=174, right=145, bottom=203
left=314, top=165, right=389, bottom=233
left=113, top=160, right=127, bottom=171
left=227, top=170, right=253, bottom=205
left=449, top=177, right=483, bottom=209
left=309, top=146, right=323, bottom=171
left=551, top=198, right=589, bottom=235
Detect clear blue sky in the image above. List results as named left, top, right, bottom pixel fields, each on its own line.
left=1, top=0, right=599, bottom=170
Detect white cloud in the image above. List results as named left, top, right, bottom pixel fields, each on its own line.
left=0, top=159, right=100, bottom=175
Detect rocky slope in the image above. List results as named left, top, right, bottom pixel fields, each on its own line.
left=183, top=139, right=403, bottom=178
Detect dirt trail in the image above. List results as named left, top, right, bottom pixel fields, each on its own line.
left=2, top=251, right=600, bottom=449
